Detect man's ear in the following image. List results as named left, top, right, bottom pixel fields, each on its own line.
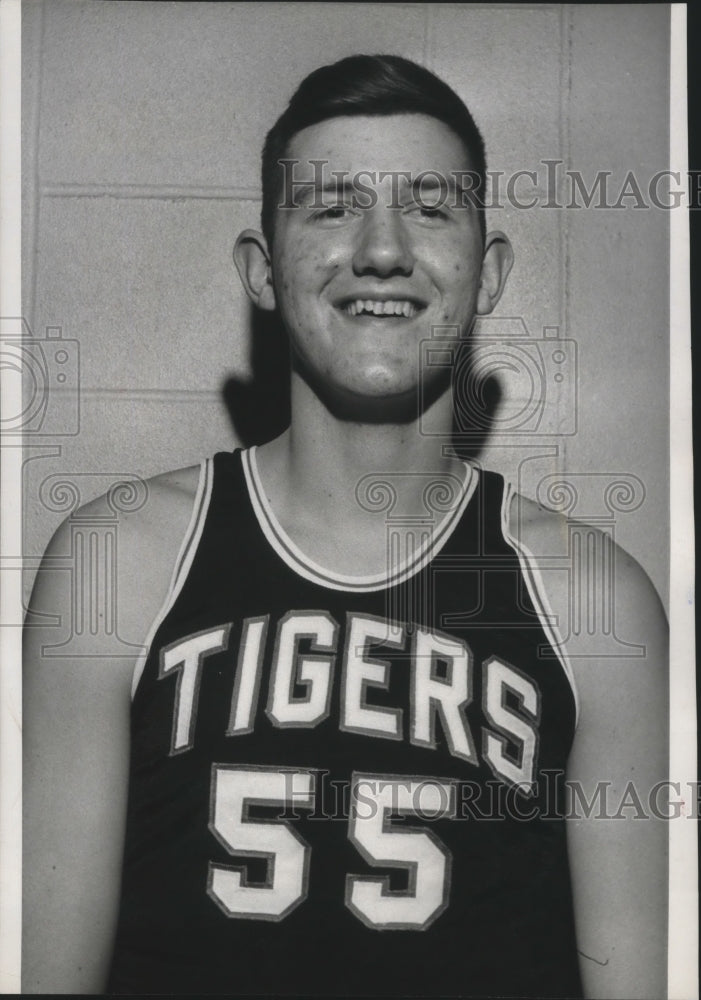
left=475, top=231, right=514, bottom=316
left=233, top=229, right=277, bottom=312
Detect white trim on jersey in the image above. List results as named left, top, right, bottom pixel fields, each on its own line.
left=500, top=481, right=581, bottom=728
left=131, top=458, right=214, bottom=699
left=242, top=446, right=479, bottom=594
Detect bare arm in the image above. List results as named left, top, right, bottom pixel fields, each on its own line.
left=566, top=551, right=668, bottom=999
left=22, top=469, right=199, bottom=992
left=512, top=495, right=668, bottom=999
left=23, top=514, right=135, bottom=992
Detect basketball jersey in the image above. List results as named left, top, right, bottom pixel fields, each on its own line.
left=107, top=448, right=583, bottom=997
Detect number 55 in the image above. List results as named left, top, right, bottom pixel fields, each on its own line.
left=208, top=766, right=455, bottom=930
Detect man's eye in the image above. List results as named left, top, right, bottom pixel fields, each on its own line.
left=417, top=205, right=448, bottom=220
left=404, top=203, right=449, bottom=222
left=310, top=205, right=352, bottom=222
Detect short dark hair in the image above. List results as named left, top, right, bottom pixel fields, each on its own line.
left=261, top=54, right=487, bottom=247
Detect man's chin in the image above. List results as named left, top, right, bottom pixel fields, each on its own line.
left=307, top=375, right=451, bottom=426
left=327, top=387, right=421, bottom=425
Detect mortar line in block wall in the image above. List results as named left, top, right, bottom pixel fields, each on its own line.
left=422, top=3, right=563, bottom=9
left=75, top=388, right=229, bottom=402
left=40, top=183, right=262, bottom=202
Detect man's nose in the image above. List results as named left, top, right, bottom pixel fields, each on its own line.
left=352, top=208, right=413, bottom=277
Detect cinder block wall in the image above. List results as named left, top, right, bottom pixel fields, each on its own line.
left=21, top=2, right=670, bottom=606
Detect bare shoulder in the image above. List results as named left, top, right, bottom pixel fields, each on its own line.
left=26, top=462, right=205, bottom=671
left=82, top=462, right=202, bottom=534
left=505, top=490, right=667, bottom=652
left=37, top=462, right=202, bottom=555
left=105, top=463, right=203, bottom=561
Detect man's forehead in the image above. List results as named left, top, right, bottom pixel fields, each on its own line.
left=284, top=113, right=475, bottom=173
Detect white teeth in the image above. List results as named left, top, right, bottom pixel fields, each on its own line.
left=344, top=298, right=417, bottom=317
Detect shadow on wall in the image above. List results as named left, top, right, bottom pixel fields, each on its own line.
left=222, top=307, right=501, bottom=459
left=452, top=341, right=503, bottom=464
left=222, top=305, right=291, bottom=446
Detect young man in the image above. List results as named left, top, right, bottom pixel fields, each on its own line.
left=23, top=55, right=667, bottom=997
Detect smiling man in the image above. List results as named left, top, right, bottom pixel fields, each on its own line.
left=23, top=55, right=667, bottom=998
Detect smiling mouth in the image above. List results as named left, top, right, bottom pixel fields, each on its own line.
left=341, top=298, right=422, bottom=318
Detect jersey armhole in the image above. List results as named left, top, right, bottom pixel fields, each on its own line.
left=500, top=481, right=581, bottom=730
left=130, top=458, right=214, bottom=699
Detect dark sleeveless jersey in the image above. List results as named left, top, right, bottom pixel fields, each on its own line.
left=107, top=448, right=583, bottom=997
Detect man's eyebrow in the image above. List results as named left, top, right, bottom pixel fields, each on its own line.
left=293, top=179, right=356, bottom=203
left=406, top=174, right=472, bottom=196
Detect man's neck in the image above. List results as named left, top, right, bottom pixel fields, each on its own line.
left=254, top=377, right=467, bottom=571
